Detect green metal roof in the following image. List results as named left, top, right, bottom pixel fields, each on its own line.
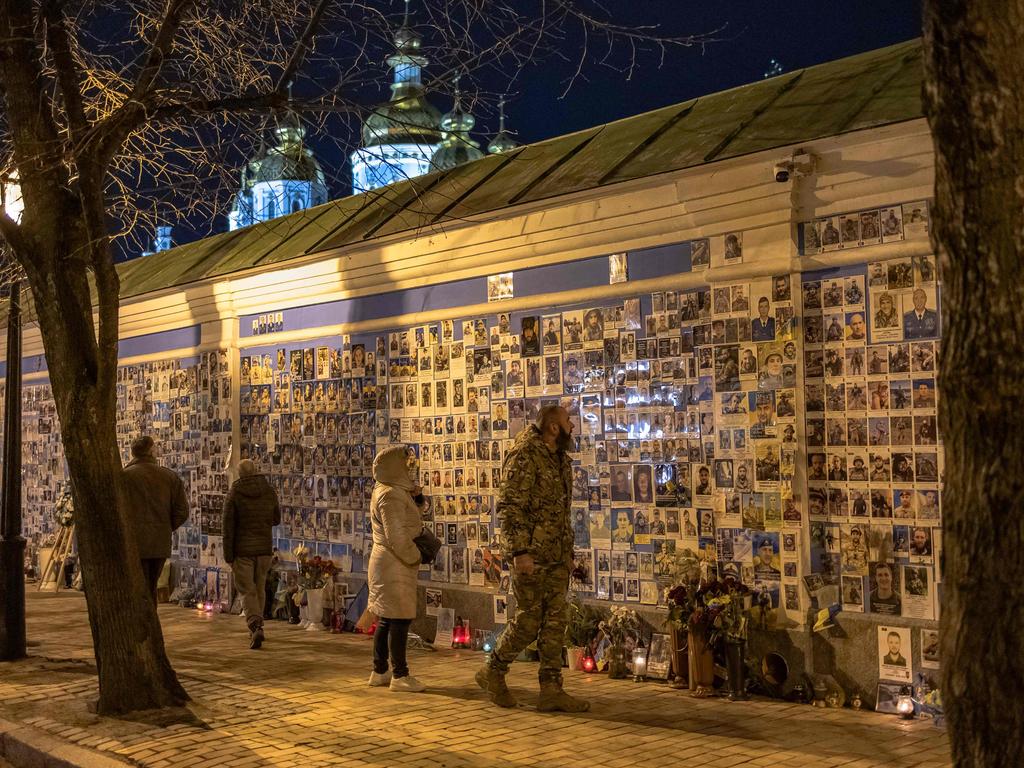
left=119, top=39, right=923, bottom=299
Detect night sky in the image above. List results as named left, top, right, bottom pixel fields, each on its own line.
left=306, top=0, right=922, bottom=204
left=160, top=0, right=924, bottom=251
left=507, top=0, right=923, bottom=142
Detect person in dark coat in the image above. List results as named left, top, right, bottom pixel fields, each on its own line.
left=223, top=459, right=281, bottom=649
left=122, top=435, right=189, bottom=603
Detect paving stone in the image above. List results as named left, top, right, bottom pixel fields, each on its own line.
left=0, top=591, right=953, bottom=768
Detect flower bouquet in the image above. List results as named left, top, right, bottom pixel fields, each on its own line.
left=598, top=606, right=640, bottom=678
left=693, top=576, right=751, bottom=648
left=54, top=488, right=74, bottom=528
left=689, top=576, right=752, bottom=700
left=294, top=546, right=337, bottom=630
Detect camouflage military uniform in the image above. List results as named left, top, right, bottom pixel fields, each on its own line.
left=491, top=424, right=573, bottom=683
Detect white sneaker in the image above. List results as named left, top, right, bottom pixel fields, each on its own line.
left=368, top=670, right=392, bottom=687
left=390, top=675, right=426, bottom=692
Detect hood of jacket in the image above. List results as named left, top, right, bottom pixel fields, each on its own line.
left=372, top=445, right=414, bottom=490
left=232, top=474, right=273, bottom=498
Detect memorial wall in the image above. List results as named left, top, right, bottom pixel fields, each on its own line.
left=16, top=197, right=939, bottom=663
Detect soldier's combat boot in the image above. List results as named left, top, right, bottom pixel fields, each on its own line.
left=475, top=664, right=517, bottom=708
left=537, top=681, right=590, bottom=713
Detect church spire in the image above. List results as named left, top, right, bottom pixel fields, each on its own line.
left=431, top=75, right=484, bottom=171
left=358, top=0, right=441, bottom=150
left=487, top=96, right=519, bottom=155
left=350, top=1, right=442, bottom=193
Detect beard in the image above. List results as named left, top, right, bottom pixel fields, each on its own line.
left=555, top=425, right=573, bottom=452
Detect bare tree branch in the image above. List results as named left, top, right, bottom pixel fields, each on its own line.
left=275, top=0, right=333, bottom=95
left=94, top=0, right=196, bottom=163
left=42, top=0, right=91, bottom=148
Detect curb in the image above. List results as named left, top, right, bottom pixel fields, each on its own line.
left=0, top=720, right=131, bottom=768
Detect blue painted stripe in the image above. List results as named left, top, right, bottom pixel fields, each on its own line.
left=240, top=242, right=694, bottom=337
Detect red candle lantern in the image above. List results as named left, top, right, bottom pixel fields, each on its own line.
left=452, top=617, right=471, bottom=648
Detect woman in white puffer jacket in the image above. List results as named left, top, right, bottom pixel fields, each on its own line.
left=366, top=445, right=427, bottom=692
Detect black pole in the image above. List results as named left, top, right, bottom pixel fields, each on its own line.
left=0, top=281, right=25, bottom=660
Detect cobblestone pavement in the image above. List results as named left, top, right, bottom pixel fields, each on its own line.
left=0, top=592, right=951, bottom=768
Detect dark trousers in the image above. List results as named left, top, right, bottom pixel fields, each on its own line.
left=373, top=617, right=412, bottom=678
left=140, top=558, right=165, bottom=604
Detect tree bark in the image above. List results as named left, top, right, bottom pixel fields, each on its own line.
left=922, top=2, right=1024, bottom=765
left=1, top=0, right=189, bottom=714
left=27, top=255, right=189, bottom=714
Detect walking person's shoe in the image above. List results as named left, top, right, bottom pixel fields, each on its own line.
left=475, top=664, right=517, bottom=708
left=389, top=675, right=426, bottom=692
left=249, top=627, right=265, bottom=650
left=537, top=681, right=589, bottom=713
left=367, top=670, right=392, bottom=687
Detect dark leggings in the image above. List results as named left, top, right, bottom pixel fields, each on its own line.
left=373, top=617, right=412, bottom=678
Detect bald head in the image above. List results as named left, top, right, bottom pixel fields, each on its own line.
left=535, top=404, right=564, bottom=431
left=535, top=405, right=573, bottom=451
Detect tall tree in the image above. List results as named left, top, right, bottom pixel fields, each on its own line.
left=923, top=1, right=1024, bottom=765
left=0, top=0, right=701, bottom=713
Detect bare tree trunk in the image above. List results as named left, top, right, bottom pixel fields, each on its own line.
left=29, top=266, right=189, bottom=714
left=923, top=2, right=1024, bottom=765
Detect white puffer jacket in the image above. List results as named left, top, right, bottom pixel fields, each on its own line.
left=367, top=446, right=422, bottom=620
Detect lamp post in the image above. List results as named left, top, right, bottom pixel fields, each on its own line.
left=0, top=174, right=26, bottom=661
left=0, top=279, right=24, bottom=661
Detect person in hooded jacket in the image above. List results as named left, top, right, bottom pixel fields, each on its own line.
left=367, top=445, right=428, bottom=692
left=223, top=459, right=281, bottom=649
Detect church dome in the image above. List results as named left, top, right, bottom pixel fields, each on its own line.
left=487, top=97, right=519, bottom=155
left=431, top=84, right=484, bottom=171
left=362, top=96, right=442, bottom=148
left=361, top=11, right=441, bottom=148
left=249, top=122, right=326, bottom=185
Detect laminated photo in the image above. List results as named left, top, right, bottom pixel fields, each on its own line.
left=877, top=625, right=912, bottom=683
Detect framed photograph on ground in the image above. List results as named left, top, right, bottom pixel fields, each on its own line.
left=646, top=633, right=671, bottom=680
left=875, top=681, right=905, bottom=714
left=435, top=607, right=455, bottom=647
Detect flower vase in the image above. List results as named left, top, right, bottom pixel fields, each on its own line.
left=607, top=643, right=629, bottom=679
left=566, top=646, right=584, bottom=672
left=306, top=587, right=325, bottom=631
left=687, top=629, right=714, bottom=696
left=725, top=640, right=749, bottom=701
left=669, top=627, right=689, bottom=689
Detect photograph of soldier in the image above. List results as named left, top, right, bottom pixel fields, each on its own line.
left=902, top=288, right=939, bottom=339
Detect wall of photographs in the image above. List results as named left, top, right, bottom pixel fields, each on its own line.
left=14, top=198, right=940, bottom=634
left=17, top=351, right=234, bottom=605
left=803, top=255, right=942, bottom=622
left=20, top=383, right=67, bottom=547
left=238, top=338, right=380, bottom=576
left=238, top=272, right=809, bottom=626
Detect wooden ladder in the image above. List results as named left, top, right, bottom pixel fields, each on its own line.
left=37, top=524, right=75, bottom=592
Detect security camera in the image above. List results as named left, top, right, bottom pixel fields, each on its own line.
left=773, top=150, right=816, bottom=183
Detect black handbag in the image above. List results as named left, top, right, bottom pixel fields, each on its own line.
left=413, top=527, right=443, bottom=565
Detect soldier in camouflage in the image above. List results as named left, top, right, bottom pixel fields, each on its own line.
left=476, top=405, right=589, bottom=712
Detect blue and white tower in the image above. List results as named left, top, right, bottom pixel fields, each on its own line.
left=228, top=117, right=329, bottom=231
left=350, top=2, right=441, bottom=193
